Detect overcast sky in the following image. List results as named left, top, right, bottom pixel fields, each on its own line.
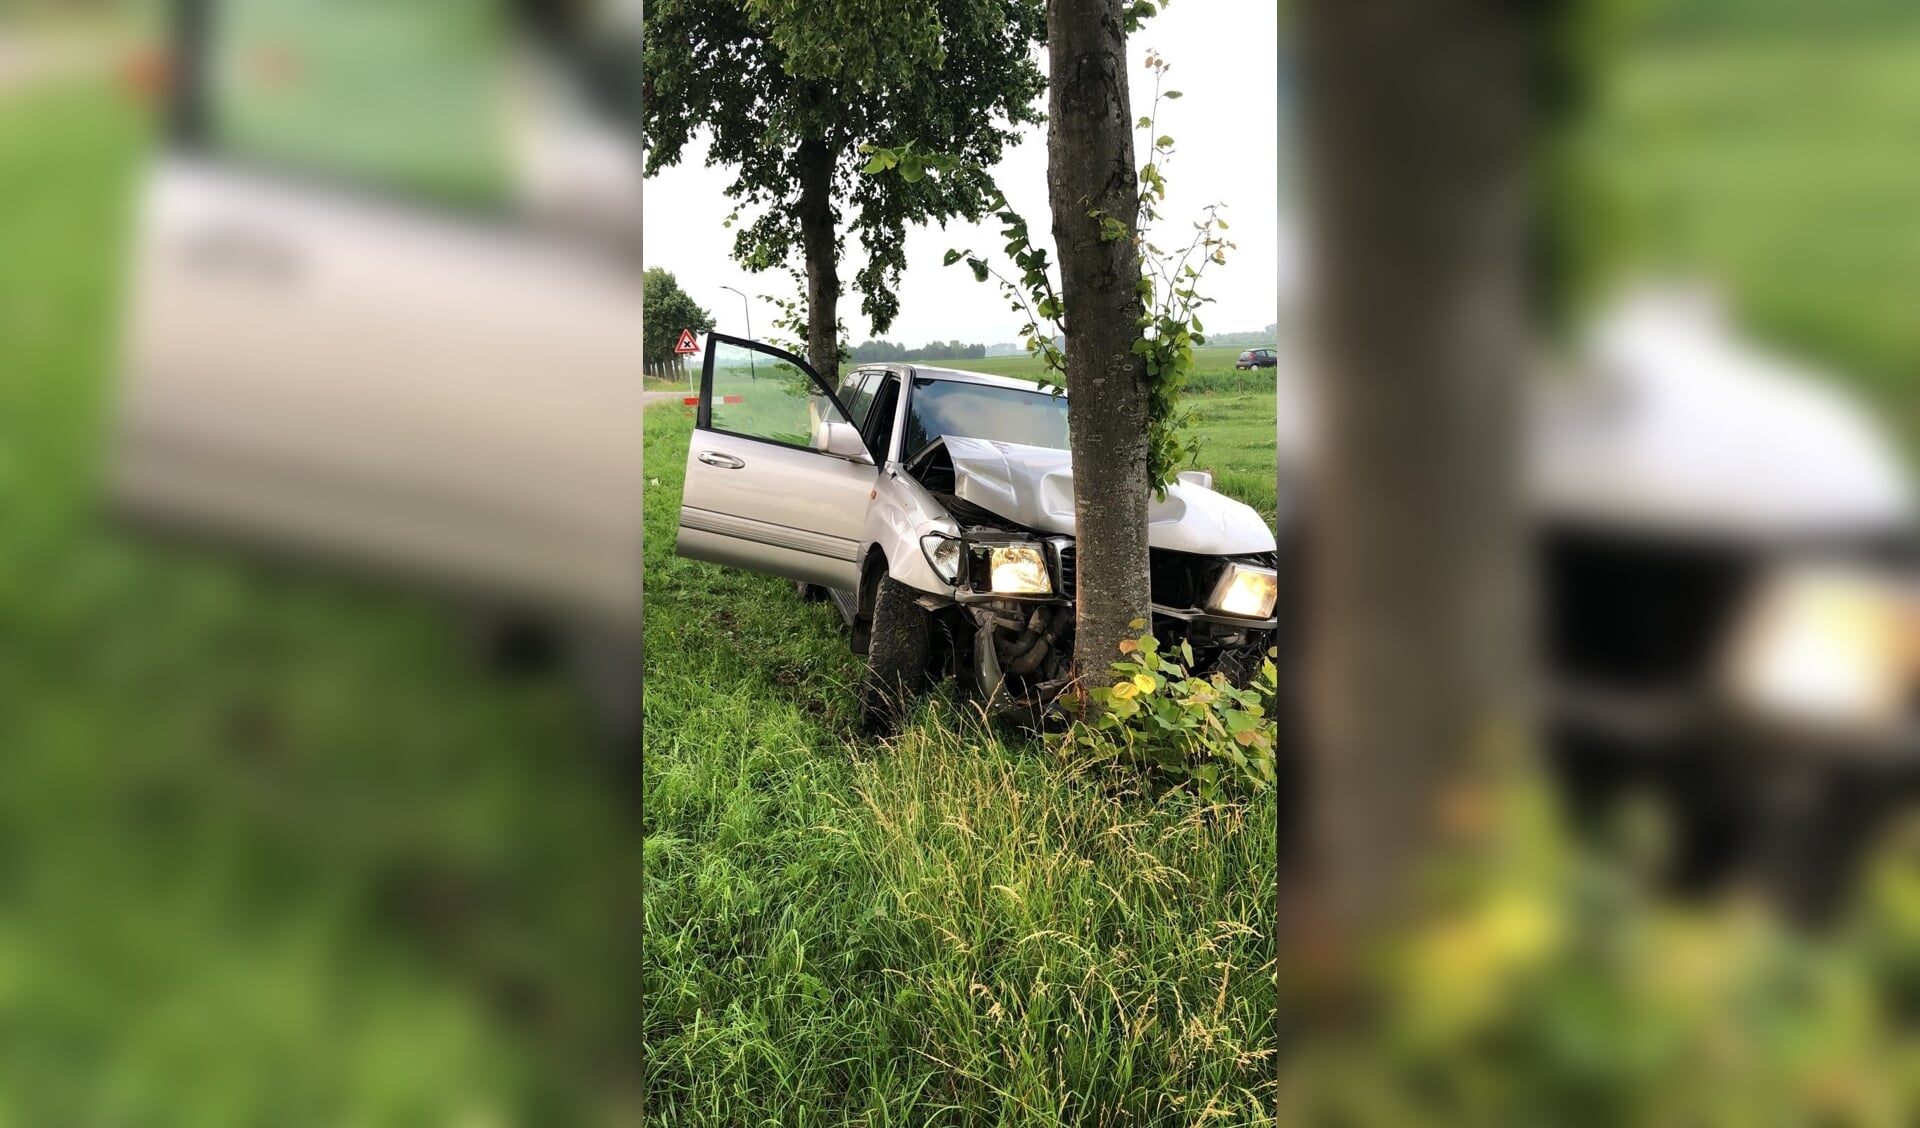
left=642, top=0, right=1290, bottom=350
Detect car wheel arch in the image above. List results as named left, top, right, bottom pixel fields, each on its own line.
left=850, top=545, right=890, bottom=653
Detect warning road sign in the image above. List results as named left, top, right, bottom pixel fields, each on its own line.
left=674, top=329, right=700, bottom=355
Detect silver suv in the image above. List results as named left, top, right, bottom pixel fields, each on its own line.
left=675, top=335, right=1281, bottom=730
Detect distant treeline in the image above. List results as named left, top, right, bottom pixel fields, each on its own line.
left=850, top=339, right=990, bottom=362
left=1206, top=325, right=1282, bottom=348
left=851, top=324, right=1280, bottom=364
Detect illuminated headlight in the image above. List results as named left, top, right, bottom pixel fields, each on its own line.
left=988, top=544, right=1053, bottom=595
left=1207, top=562, right=1279, bottom=620
left=920, top=533, right=963, bottom=585
left=1723, top=564, right=1920, bottom=735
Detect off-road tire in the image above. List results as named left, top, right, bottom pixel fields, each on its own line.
left=858, top=574, right=932, bottom=735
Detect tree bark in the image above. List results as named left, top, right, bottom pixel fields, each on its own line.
left=1047, top=0, right=1153, bottom=683
left=797, top=137, right=841, bottom=381
left=1293, top=0, right=1548, bottom=940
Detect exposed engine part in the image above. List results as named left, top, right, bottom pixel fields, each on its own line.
left=971, top=617, right=1005, bottom=708
left=966, top=601, right=1072, bottom=703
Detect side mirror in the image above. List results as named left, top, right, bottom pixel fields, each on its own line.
left=819, top=419, right=874, bottom=464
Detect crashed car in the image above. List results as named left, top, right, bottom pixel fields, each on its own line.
left=675, top=334, right=1281, bottom=730
left=1280, top=286, right=1920, bottom=910
left=109, top=0, right=653, bottom=751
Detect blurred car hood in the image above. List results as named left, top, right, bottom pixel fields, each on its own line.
left=1272, top=285, right=1915, bottom=540
left=942, top=437, right=1278, bottom=555
left=1533, top=288, right=1914, bottom=538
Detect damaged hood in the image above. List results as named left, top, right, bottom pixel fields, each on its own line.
left=1533, top=289, right=1914, bottom=538
left=1272, top=285, right=1915, bottom=540
left=941, top=436, right=1277, bottom=556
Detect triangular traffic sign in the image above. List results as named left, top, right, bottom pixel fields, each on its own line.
left=674, top=328, right=700, bottom=354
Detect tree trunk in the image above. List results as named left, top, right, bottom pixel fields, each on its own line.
left=1293, top=0, right=1548, bottom=941
left=1047, top=0, right=1153, bottom=683
left=797, top=137, right=841, bottom=381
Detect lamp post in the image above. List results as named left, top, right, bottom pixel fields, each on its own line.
left=720, top=284, right=755, bottom=381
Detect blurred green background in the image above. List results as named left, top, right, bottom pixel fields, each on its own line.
left=4, top=0, right=1920, bottom=1122
left=1594, top=0, right=1920, bottom=450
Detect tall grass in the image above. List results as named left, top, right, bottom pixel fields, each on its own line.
left=642, top=405, right=1278, bottom=1124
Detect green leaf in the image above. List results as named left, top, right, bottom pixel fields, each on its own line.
left=942, top=248, right=963, bottom=266
left=899, top=153, right=925, bottom=182
left=860, top=153, right=889, bottom=175
left=1155, top=135, right=1174, bottom=149
left=1163, top=90, right=1182, bottom=99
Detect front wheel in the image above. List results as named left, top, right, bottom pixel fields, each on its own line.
left=858, top=573, right=933, bottom=734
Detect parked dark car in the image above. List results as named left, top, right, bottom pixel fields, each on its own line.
left=1235, top=348, right=1277, bottom=369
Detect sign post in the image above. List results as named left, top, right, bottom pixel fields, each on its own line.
left=674, top=329, right=699, bottom=386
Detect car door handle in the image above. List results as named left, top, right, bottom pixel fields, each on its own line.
left=697, top=450, right=745, bottom=469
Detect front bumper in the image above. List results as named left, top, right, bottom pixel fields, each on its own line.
left=1550, top=677, right=1920, bottom=775
left=947, top=532, right=1279, bottom=629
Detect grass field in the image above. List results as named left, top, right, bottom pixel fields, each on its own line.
left=638, top=350, right=1281, bottom=1120
left=640, top=404, right=1279, bottom=1124
left=1598, top=30, right=1920, bottom=448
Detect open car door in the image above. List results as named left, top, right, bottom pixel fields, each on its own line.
left=676, top=335, right=879, bottom=591
left=111, top=0, right=650, bottom=632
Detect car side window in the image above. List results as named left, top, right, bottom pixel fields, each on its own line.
left=708, top=341, right=853, bottom=450
left=204, top=0, right=518, bottom=210
left=837, top=369, right=881, bottom=431
left=862, top=375, right=901, bottom=456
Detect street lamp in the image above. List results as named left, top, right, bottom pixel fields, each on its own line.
left=720, top=284, right=755, bottom=381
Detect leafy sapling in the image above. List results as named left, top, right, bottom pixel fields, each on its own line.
left=861, top=46, right=1235, bottom=495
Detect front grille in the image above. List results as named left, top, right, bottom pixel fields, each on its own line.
left=1541, top=526, right=1755, bottom=692
left=1049, top=544, right=1281, bottom=613
left=1150, top=549, right=1213, bottom=609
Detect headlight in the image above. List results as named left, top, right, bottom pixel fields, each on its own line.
left=1207, top=561, right=1279, bottom=619
left=988, top=543, right=1052, bottom=595
left=1723, top=563, right=1920, bottom=735
left=920, top=533, right=963, bottom=585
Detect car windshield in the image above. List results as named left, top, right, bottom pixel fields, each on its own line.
left=905, top=377, right=1070, bottom=455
